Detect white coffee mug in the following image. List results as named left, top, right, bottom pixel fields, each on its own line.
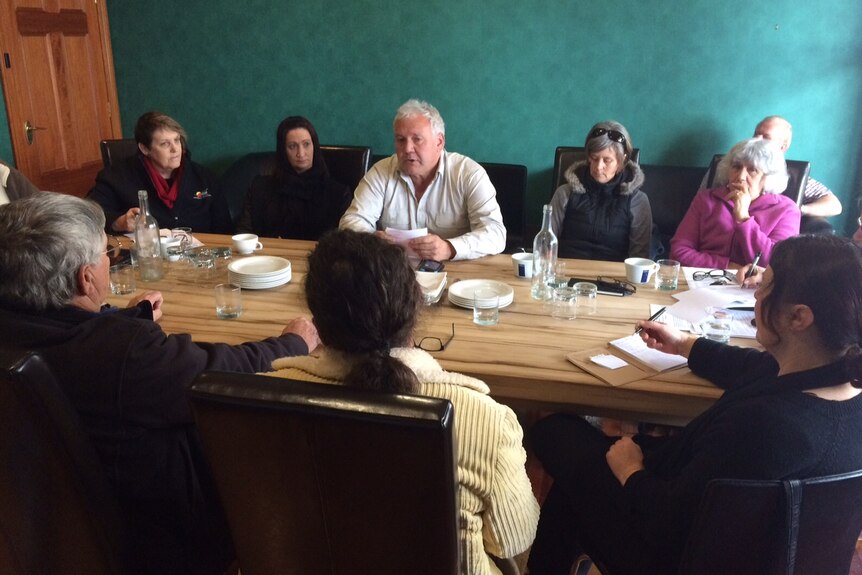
left=511, top=252, right=533, bottom=279
left=624, top=257, right=658, bottom=285
left=231, top=233, right=263, bottom=255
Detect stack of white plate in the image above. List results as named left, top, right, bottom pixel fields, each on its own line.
left=447, top=279, right=514, bottom=309
left=227, top=256, right=292, bottom=290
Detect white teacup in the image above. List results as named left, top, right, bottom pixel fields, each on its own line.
left=232, top=233, right=263, bottom=255
left=624, top=257, right=658, bottom=285
left=511, top=252, right=533, bottom=279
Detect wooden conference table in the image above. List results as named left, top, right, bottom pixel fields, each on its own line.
left=107, top=233, right=749, bottom=426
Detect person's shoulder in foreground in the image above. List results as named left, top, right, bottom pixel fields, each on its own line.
left=0, top=192, right=319, bottom=574
left=0, top=160, right=40, bottom=205
left=339, top=98, right=505, bottom=261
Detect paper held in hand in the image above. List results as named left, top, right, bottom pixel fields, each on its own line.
left=608, top=334, right=688, bottom=373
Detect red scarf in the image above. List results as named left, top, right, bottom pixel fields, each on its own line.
left=142, top=155, right=185, bottom=209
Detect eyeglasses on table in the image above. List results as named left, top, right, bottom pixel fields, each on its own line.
left=414, top=323, right=455, bottom=352
left=691, top=269, right=737, bottom=285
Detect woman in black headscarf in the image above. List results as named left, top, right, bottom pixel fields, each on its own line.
left=236, top=116, right=351, bottom=240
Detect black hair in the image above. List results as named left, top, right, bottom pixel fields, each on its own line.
left=762, top=235, right=862, bottom=386
left=305, top=230, right=421, bottom=394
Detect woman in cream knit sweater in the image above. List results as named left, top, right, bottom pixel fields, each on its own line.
left=266, top=229, right=539, bottom=575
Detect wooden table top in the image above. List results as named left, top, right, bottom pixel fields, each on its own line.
left=107, top=233, right=757, bottom=425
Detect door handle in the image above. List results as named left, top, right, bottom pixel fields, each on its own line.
left=24, top=120, right=47, bottom=145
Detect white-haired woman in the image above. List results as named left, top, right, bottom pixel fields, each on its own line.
left=549, top=120, right=652, bottom=261
left=671, top=138, right=799, bottom=268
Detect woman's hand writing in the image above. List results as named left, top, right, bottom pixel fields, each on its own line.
left=636, top=320, right=697, bottom=358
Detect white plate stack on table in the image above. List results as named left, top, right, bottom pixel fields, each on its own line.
left=447, top=279, right=514, bottom=309
left=227, top=256, right=292, bottom=290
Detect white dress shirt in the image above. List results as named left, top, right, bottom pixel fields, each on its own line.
left=339, top=151, right=506, bottom=260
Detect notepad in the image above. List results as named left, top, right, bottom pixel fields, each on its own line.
left=608, top=334, right=688, bottom=373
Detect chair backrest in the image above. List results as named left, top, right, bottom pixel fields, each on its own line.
left=320, top=145, right=371, bottom=192
left=480, top=162, right=528, bottom=253
left=703, top=154, right=811, bottom=207
left=639, top=163, right=705, bottom=257
left=679, top=469, right=862, bottom=575
left=99, top=138, right=138, bottom=168
left=188, top=371, right=460, bottom=575
left=551, top=146, right=641, bottom=195
left=219, top=151, right=277, bottom=224
left=0, top=349, right=126, bottom=574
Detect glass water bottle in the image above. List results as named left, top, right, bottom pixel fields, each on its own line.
left=134, top=190, right=164, bottom=282
left=531, top=204, right=558, bottom=300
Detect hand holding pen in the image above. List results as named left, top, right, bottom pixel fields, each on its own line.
left=634, top=306, right=667, bottom=335
left=738, top=251, right=764, bottom=288
left=744, top=251, right=762, bottom=279
left=635, top=314, right=697, bottom=358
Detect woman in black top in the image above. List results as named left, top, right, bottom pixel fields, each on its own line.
left=528, top=234, right=862, bottom=575
left=88, top=111, right=232, bottom=234
left=236, top=116, right=351, bottom=240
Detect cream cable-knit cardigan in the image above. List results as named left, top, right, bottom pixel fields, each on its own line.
left=268, top=347, right=539, bottom=575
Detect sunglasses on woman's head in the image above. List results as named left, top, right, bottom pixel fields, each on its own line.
left=588, top=128, right=627, bottom=148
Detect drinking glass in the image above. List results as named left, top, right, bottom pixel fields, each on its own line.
left=473, top=288, right=500, bottom=326
left=214, top=284, right=242, bottom=319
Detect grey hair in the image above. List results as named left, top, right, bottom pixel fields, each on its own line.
left=584, top=120, right=633, bottom=166
left=714, top=138, right=789, bottom=194
left=394, top=99, right=446, bottom=137
left=0, top=193, right=105, bottom=312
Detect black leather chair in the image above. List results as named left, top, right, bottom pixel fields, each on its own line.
left=99, top=138, right=138, bottom=168
left=320, top=144, right=372, bottom=191
left=0, top=349, right=126, bottom=574
left=639, top=164, right=705, bottom=258
left=188, top=371, right=460, bottom=575
left=678, top=469, right=862, bottom=575
left=218, top=151, right=277, bottom=225
left=480, top=162, right=528, bottom=253
left=703, top=154, right=811, bottom=207
left=551, top=146, right=641, bottom=194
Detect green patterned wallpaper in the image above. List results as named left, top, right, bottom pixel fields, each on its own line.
left=7, top=0, right=860, bottom=229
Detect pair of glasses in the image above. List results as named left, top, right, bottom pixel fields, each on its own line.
left=596, top=276, right=637, bottom=295
left=414, top=323, right=455, bottom=352
left=692, top=269, right=737, bottom=285
left=587, top=128, right=627, bottom=148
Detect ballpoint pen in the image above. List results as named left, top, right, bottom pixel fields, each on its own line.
left=744, top=251, right=762, bottom=279
left=634, top=306, right=667, bottom=335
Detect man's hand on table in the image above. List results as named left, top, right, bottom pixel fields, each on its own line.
left=128, top=291, right=164, bottom=321
left=283, top=317, right=320, bottom=352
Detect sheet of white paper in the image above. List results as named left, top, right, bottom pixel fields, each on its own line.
left=385, top=227, right=427, bottom=243
left=650, top=303, right=695, bottom=331
left=591, top=354, right=628, bottom=370
left=609, top=334, right=688, bottom=372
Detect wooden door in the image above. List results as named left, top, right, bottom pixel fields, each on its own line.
left=0, top=0, right=121, bottom=197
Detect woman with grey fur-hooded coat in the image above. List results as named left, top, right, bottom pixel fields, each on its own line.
left=549, top=160, right=652, bottom=261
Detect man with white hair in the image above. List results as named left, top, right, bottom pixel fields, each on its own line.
left=340, top=99, right=506, bottom=261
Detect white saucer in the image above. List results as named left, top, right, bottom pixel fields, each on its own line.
left=447, top=279, right=514, bottom=309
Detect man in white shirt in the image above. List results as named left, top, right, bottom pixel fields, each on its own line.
left=339, top=99, right=506, bottom=261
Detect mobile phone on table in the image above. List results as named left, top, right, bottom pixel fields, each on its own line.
left=417, top=259, right=445, bottom=272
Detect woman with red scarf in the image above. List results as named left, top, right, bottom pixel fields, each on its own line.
left=88, top=111, right=232, bottom=234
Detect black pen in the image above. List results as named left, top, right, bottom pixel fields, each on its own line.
left=744, top=251, right=762, bottom=279
left=634, top=306, right=667, bottom=335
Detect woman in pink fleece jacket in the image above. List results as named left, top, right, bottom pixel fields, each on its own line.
left=671, top=138, right=800, bottom=268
